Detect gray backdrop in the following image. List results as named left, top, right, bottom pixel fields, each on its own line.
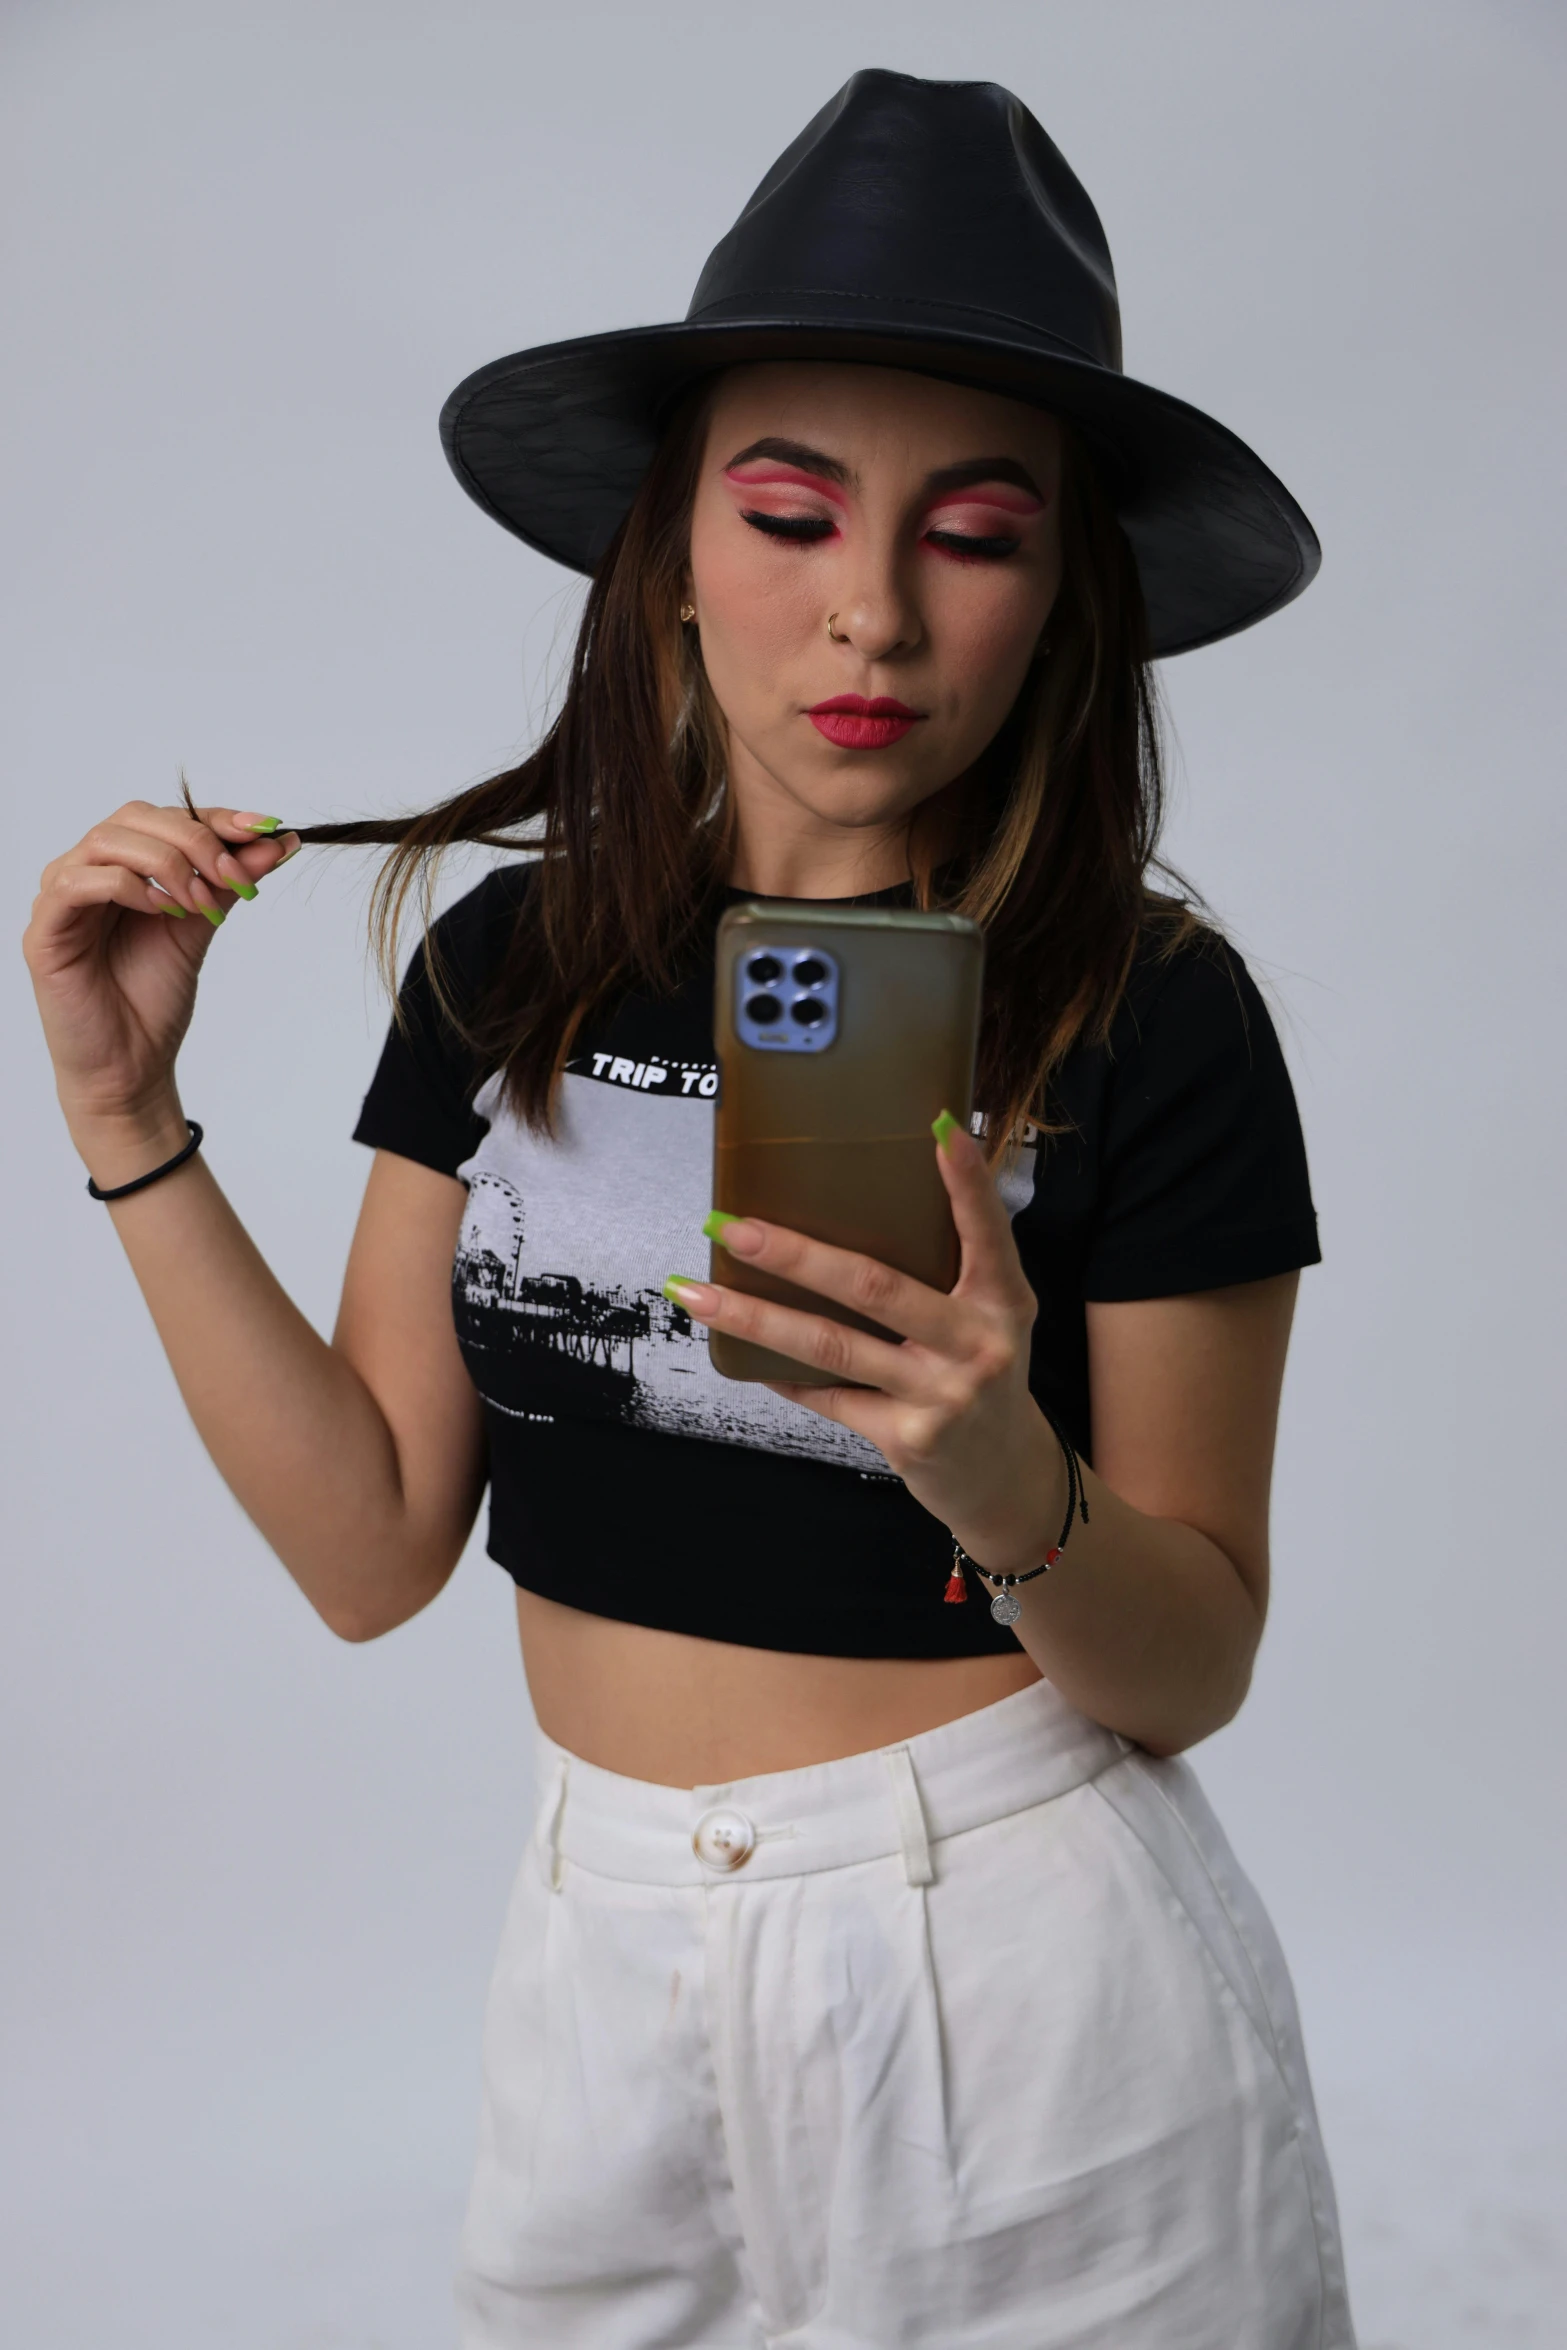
left=3, top=4, right=1563, bottom=2343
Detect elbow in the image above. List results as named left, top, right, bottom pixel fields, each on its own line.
left=1140, top=1663, right=1254, bottom=1758
left=1139, top=1617, right=1260, bottom=1759
left=318, top=1596, right=401, bottom=1644
left=310, top=1554, right=455, bottom=1645
left=284, top=1505, right=467, bottom=1644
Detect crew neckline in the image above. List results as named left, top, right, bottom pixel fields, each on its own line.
left=721, top=879, right=916, bottom=909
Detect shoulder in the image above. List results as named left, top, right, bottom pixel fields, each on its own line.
left=391, top=858, right=537, bottom=1038
left=355, top=861, right=536, bottom=1178
left=414, top=858, right=537, bottom=1003
left=1072, top=914, right=1319, bottom=1298
left=1095, top=915, right=1306, bottom=1157
left=1047, top=914, right=1287, bottom=1127
left=1110, top=917, right=1279, bottom=1079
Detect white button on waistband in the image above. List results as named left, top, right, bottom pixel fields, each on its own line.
left=692, top=1807, right=757, bottom=1872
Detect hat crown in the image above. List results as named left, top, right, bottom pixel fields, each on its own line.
left=687, top=69, right=1123, bottom=374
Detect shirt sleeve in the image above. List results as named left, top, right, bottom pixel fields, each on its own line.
left=351, top=867, right=525, bottom=1180
left=1083, top=939, right=1321, bottom=1301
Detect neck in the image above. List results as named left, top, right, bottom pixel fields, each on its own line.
left=727, top=820, right=912, bottom=902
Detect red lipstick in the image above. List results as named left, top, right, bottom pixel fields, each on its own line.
left=806, top=694, right=926, bottom=750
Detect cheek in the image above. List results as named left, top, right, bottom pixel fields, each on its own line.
left=933, top=570, right=1051, bottom=712
left=689, top=513, right=819, bottom=714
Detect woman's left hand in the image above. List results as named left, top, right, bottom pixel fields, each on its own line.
left=667, top=1114, right=1067, bottom=1575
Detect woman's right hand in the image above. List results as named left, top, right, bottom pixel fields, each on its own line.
left=25, top=803, right=484, bottom=1636
left=23, top=799, right=300, bottom=1178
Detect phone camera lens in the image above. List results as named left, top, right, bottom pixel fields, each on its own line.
left=792, top=956, right=828, bottom=989
left=789, top=996, right=827, bottom=1029
left=746, top=953, right=783, bottom=986
left=745, top=993, right=784, bottom=1026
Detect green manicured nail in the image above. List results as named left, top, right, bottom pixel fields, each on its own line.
left=663, top=1276, right=703, bottom=1303
left=702, top=1210, right=742, bottom=1244
left=197, top=902, right=226, bottom=929
left=243, top=816, right=281, bottom=834
left=932, top=1109, right=961, bottom=1150
left=155, top=898, right=188, bottom=919
left=225, top=875, right=259, bottom=902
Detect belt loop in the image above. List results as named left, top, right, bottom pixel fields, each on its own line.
left=883, top=1745, right=934, bottom=1887
left=536, top=1753, right=570, bottom=1892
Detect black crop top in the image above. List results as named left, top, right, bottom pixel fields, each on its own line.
left=353, top=865, right=1320, bottom=1658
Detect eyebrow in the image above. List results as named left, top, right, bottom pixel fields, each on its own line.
left=722, top=440, right=1044, bottom=505
left=924, top=457, right=1045, bottom=503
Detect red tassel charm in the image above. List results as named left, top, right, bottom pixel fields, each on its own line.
left=943, top=1566, right=968, bottom=1604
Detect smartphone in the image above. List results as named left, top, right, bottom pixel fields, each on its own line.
left=709, top=901, right=984, bottom=1384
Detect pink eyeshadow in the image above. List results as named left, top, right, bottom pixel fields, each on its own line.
left=723, top=464, right=849, bottom=509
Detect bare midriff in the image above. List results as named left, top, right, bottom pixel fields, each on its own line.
left=515, top=1586, right=1042, bottom=1787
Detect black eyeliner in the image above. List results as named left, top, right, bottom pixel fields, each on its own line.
left=927, top=531, right=1021, bottom=560
left=741, top=510, right=836, bottom=541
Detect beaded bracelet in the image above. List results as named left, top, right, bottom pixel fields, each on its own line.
left=944, top=1411, right=1089, bottom=1625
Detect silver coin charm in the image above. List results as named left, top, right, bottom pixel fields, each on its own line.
left=989, top=1587, right=1023, bottom=1627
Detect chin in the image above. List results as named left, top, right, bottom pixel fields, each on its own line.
left=781, top=743, right=951, bottom=824
left=798, top=774, right=938, bottom=831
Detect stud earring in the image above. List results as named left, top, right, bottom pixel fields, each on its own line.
left=679, top=601, right=696, bottom=624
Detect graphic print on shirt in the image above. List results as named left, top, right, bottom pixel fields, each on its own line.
left=452, top=1045, right=1039, bottom=1476
left=454, top=1052, right=874, bottom=1471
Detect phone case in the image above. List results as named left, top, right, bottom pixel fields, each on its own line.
left=710, top=902, right=984, bottom=1384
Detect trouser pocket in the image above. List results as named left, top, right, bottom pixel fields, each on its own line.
left=906, top=1778, right=1335, bottom=2346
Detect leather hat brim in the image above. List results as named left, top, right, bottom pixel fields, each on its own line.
left=440, top=317, right=1319, bottom=659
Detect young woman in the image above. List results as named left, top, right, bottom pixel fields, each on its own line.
left=25, top=71, right=1355, bottom=2350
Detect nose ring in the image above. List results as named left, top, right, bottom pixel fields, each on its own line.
left=826, top=612, right=848, bottom=642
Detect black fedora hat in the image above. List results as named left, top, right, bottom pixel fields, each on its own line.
left=440, top=69, right=1318, bottom=658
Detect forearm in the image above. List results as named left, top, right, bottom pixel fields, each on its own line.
left=962, top=1428, right=1263, bottom=1755
left=81, top=1107, right=470, bottom=1635
left=1016, top=1476, right=1262, bottom=1756
left=677, top=1137, right=1277, bottom=1752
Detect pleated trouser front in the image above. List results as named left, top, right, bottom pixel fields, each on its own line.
left=456, top=1678, right=1354, bottom=2349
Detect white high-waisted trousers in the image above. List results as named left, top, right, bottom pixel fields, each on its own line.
left=456, top=1680, right=1355, bottom=2349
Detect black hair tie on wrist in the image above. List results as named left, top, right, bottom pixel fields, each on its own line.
left=944, top=1408, right=1090, bottom=1626
left=86, top=1120, right=204, bottom=1202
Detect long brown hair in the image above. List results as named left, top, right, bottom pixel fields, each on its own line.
left=296, top=375, right=1191, bottom=1144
